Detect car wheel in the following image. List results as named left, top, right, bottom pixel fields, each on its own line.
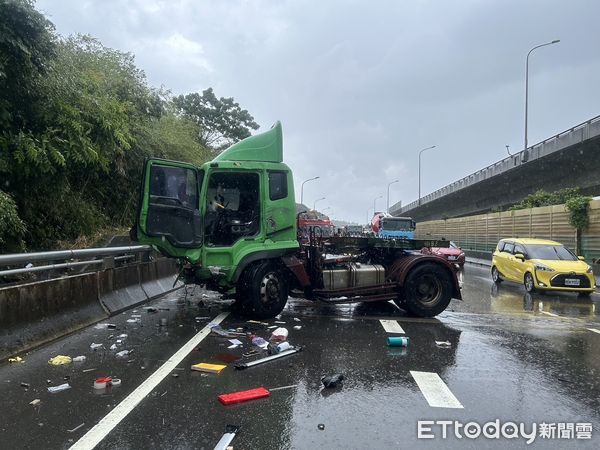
left=491, top=266, right=502, bottom=284
left=236, top=261, right=289, bottom=319
left=524, top=272, right=536, bottom=293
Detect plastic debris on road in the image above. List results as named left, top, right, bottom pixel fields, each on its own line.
left=90, top=343, right=103, bottom=350
left=247, top=320, right=269, bottom=326
left=270, top=327, right=288, bottom=341
left=67, top=423, right=85, bottom=433
left=48, top=383, right=71, bottom=393
left=72, top=356, right=86, bottom=362
left=321, top=373, right=344, bottom=388
left=115, top=350, right=130, bottom=358
left=387, top=336, right=409, bottom=347
left=48, top=355, right=72, bottom=366
left=235, top=346, right=302, bottom=370
left=8, top=356, right=24, bottom=363
left=293, top=325, right=302, bottom=330
left=218, top=387, right=270, bottom=405
left=110, top=344, right=118, bottom=350
left=435, top=340, right=452, bottom=348
left=30, top=399, right=41, bottom=406
left=126, top=319, right=139, bottom=323
left=251, top=336, right=269, bottom=349
left=191, top=362, right=226, bottom=374
left=214, top=425, right=239, bottom=450
left=210, top=325, right=239, bottom=338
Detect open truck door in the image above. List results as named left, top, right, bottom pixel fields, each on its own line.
left=135, top=159, right=203, bottom=259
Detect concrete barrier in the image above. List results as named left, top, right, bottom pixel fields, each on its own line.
left=0, top=258, right=181, bottom=360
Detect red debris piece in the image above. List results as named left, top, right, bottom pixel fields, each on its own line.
left=217, top=387, right=271, bottom=405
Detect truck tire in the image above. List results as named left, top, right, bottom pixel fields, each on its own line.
left=395, top=262, right=453, bottom=317
left=236, top=261, right=289, bottom=319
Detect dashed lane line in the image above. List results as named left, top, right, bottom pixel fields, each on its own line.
left=410, top=371, right=464, bottom=409
left=69, top=312, right=229, bottom=450
left=379, top=319, right=405, bottom=334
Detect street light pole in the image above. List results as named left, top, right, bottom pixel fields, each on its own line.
left=386, top=179, right=399, bottom=213
left=300, top=176, right=319, bottom=206
left=313, top=197, right=326, bottom=210
left=373, top=195, right=383, bottom=215
left=418, top=145, right=436, bottom=206
left=525, top=40, right=560, bottom=151
left=366, top=207, right=372, bottom=225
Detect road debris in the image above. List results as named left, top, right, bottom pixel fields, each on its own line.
left=321, top=373, right=344, bottom=388
left=251, top=336, right=269, bottom=349
left=218, top=387, right=270, bottom=405
left=72, top=356, right=86, bottom=362
left=110, top=344, right=118, bottom=350
left=228, top=339, right=243, bottom=348
left=47, top=383, right=71, bottom=393
left=93, top=377, right=112, bottom=389
left=214, top=425, right=239, bottom=450
left=29, top=399, right=41, bottom=406
left=274, top=321, right=286, bottom=324
left=435, top=340, right=452, bottom=348
left=293, top=318, right=301, bottom=322
left=191, top=362, right=226, bottom=374
left=126, top=319, right=139, bottom=323
left=387, top=336, right=409, bottom=347
left=269, top=384, right=299, bottom=392
left=247, top=320, right=269, bottom=326
left=48, top=355, right=72, bottom=366
left=318, top=424, right=325, bottom=430
left=270, top=327, right=288, bottom=341
left=82, top=368, right=96, bottom=373
left=115, top=350, right=131, bottom=358
left=274, top=342, right=291, bottom=353
left=20, top=382, right=30, bottom=388
left=8, top=356, right=24, bottom=363
left=67, top=423, right=85, bottom=433
left=90, top=343, right=103, bottom=350
left=293, top=325, right=302, bottom=330
left=235, top=346, right=302, bottom=370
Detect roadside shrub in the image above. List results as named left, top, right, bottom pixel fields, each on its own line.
left=565, top=195, right=591, bottom=231
left=0, top=191, right=26, bottom=252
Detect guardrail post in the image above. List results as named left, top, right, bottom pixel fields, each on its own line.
left=102, top=257, right=115, bottom=270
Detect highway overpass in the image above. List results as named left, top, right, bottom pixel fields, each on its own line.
left=390, top=115, right=600, bottom=222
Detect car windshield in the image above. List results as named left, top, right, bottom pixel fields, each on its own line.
left=449, top=241, right=458, bottom=249
left=526, top=244, right=578, bottom=261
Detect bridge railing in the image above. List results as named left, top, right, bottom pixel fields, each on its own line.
left=0, top=245, right=153, bottom=284
left=396, top=114, right=600, bottom=214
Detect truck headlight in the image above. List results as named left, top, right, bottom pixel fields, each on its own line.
left=534, top=263, right=554, bottom=272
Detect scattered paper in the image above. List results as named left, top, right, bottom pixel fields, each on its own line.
left=293, top=318, right=301, bottom=322
left=228, top=339, right=243, bottom=346
left=379, top=320, right=405, bottom=334
left=435, top=340, right=452, bottom=348
left=293, top=326, right=302, bottom=330
left=90, top=343, right=103, bottom=350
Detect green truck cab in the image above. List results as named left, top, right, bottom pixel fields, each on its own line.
left=134, top=122, right=461, bottom=319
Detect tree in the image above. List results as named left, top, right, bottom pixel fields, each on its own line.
left=172, top=88, right=259, bottom=150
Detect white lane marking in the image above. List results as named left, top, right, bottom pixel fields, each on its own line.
left=379, top=319, right=405, bottom=334
left=69, top=312, right=229, bottom=450
left=540, top=311, right=559, bottom=317
left=586, top=328, right=600, bottom=335
left=410, top=371, right=464, bottom=409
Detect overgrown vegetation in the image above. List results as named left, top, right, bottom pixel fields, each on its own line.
left=509, top=188, right=592, bottom=254
left=509, top=188, right=582, bottom=210
left=0, top=0, right=258, bottom=252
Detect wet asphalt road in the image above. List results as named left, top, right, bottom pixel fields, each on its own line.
left=1, top=264, right=600, bottom=449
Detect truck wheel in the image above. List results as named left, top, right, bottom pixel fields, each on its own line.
left=236, top=262, right=289, bottom=319
left=396, top=263, right=453, bottom=317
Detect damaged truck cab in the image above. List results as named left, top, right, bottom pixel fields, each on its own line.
left=134, top=122, right=461, bottom=319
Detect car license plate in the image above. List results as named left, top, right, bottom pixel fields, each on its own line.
left=565, top=278, right=580, bottom=286
left=447, top=256, right=457, bottom=260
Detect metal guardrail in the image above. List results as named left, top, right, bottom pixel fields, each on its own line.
left=0, top=245, right=152, bottom=279
left=393, top=114, right=600, bottom=214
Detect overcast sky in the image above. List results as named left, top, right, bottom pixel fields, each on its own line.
left=37, top=0, right=600, bottom=224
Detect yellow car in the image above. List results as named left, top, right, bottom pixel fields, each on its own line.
left=491, top=238, right=595, bottom=295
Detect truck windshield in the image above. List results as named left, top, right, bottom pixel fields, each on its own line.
left=381, top=218, right=414, bottom=231
left=526, top=244, right=578, bottom=261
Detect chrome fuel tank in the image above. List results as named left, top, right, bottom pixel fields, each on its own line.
left=321, top=263, right=385, bottom=290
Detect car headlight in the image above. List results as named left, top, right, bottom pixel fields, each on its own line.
left=586, top=265, right=593, bottom=274
left=459, top=252, right=465, bottom=257
left=534, top=263, right=554, bottom=272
